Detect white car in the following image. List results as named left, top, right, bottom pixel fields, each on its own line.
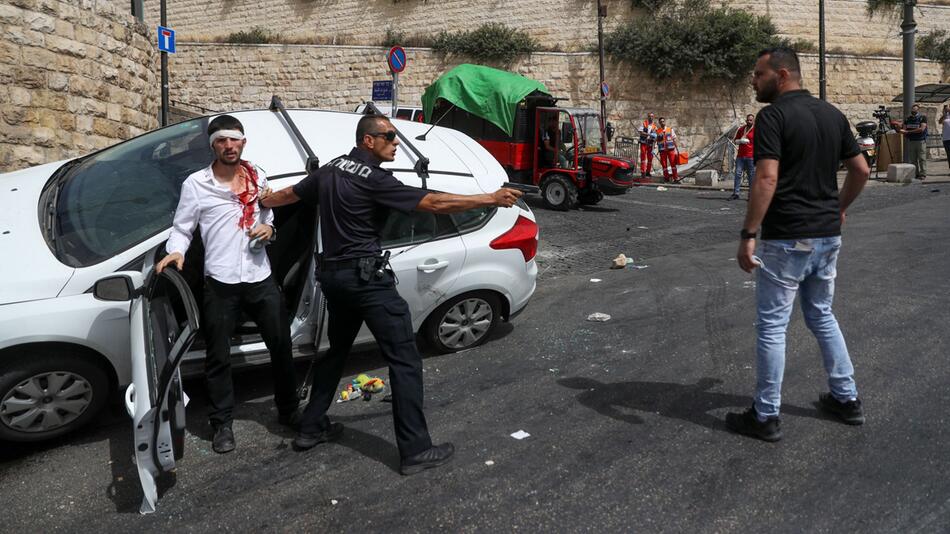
left=0, top=104, right=538, bottom=451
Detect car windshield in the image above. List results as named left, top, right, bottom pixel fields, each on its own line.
left=568, top=111, right=603, bottom=152
left=49, top=118, right=212, bottom=267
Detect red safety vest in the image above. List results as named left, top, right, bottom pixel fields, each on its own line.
left=656, top=127, right=676, bottom=151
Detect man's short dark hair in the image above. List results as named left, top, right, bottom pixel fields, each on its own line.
left=747, top=114, right=755, bottom=119
left=356, top=114, right=390, bottom=144
left=208, top=115, right=244, bottom=136
left=758, top=46, right=801, bottom=74
left=659, top=116, right=666, bottom=121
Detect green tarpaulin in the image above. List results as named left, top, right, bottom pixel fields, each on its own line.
left=422, top=64, right=549, bottom=137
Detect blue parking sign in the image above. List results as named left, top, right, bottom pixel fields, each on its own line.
left=157, top=26, right=176, bottom=54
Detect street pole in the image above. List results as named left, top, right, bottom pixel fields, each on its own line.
left=160, top=0, right=169, bottom=126
left=901, top=0, right=916, bottom=161
left=818, top=0, right=826, bottom=100
left=392, top=71, right=399, bottom=119
left=597, top=0, right=607, bottom=152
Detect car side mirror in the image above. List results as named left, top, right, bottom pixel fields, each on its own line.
left=93, top=275, right=135, bottom=301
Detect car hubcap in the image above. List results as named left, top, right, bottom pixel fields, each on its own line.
left=545, top=182, right=566, bottom=205
left=438, top=298, right=493, bottom=349
left=0, top=372, right=93, bottom=433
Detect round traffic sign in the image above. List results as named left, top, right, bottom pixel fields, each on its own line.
left=601, top=81, right=609, bottom=98
left=388, top=46, right=407, bottom=73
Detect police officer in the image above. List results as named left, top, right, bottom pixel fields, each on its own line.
left=261, top=114, right=522, bottom=475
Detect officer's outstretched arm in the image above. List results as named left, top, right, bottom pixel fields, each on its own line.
left=416, top=188, right=523, bottom=214
left=260, top=187, right=301, bottom=208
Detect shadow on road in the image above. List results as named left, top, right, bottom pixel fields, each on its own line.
left=558, top=376, right=822, bottom=432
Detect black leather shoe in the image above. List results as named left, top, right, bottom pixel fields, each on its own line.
left=400, top=443, right=455, bottom=475
left=292, top=422, right=344, bottom=451
left=818, top=392, right=865, bottom=425
left=725, top=407, right=782, bottom=442
left=212, top=425, right=236, bottom=454
left=278, top=408, right=303, bottom=431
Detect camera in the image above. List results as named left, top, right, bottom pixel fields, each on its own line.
left=872, top=105, right=890, bottom=121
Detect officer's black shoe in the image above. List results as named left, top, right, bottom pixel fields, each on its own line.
left=212, top=424, right=236, bottom=454
left=725, top=407, right=782, bottom=442
left=818, top=392, right=865, bottom=425
left=400, top=442, right=455, bottom=476
left=278, top=408, right=303, bottom=431
left=728, top=193, right=740, bottom=200
left=292, top=422, right=344, bottom=451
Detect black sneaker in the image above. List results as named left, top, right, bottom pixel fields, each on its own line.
left=818, top=393, right=865, bottom=425
left=728, top=193, right=740, bottom=200
left=278, top=408, right=303, bottom=431
left=400, top=443, right=455, bottom=475
left=725, top=407, right=782, bottom=442
left=212, top=424, right=236, bottom=454
left=292, top=422, right=344, bottom=451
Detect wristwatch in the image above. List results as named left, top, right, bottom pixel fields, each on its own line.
left=740, top=229, right=757, bottom=240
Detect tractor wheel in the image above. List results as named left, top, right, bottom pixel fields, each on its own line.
left=540, top=174, right=579, bottom=211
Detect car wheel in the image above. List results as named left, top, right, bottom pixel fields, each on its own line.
left=540, top=174, right=578, bottom=211
left=424, top=292, right=502, bottom=354
left=0, top=351, right=109, bottom=442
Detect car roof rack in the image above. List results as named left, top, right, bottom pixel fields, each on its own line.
left=268, top=95, right=320, bottom=174
left=362, top=102, right=430, bottom=189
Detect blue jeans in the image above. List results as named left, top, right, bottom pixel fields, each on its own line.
left=734, top=157, right=755, bottom=195
left=754, top=236, right=858, bottom=418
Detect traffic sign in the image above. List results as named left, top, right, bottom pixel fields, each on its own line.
left=372, top=80, right=394, bottom=101
left=601, top=81, right=609, bottom=98
left=388, top=46, right=407, bottom=73
left=157, top=25, right=176, bottom=53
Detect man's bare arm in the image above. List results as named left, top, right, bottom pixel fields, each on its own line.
left=416, top=188, right=522, bottom=213
left=839, top=153, right=870, bottom=214
left=260, top=187, right=301, bottom=208
left=742, top=159, right=779, bottom=232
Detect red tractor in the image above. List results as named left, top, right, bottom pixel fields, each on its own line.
left=422, top=65, right=639, bottom=210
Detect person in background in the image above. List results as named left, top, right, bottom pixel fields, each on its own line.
left=731, top=114, right=756, bottom=200
left=901, top=103, right=928, bottom=180
left=639, top=112, right=658, bottom=179
left=941, top=105, right=950, bottom=169
left=655, top=117, right=680, bottom=183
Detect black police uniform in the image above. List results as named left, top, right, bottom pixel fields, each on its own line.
left=291, top=146, right=433, bottom=459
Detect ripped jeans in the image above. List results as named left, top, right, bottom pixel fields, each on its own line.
left=754, top=236, right=858, bottom=418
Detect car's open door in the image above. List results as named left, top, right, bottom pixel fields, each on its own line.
left=124, top=268, right=199, bottom=514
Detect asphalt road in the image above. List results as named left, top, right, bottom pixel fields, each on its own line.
left=2, top=181, right=948, bottom=532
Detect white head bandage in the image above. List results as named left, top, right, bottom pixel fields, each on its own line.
left=209, top=129, right=245, bottom=146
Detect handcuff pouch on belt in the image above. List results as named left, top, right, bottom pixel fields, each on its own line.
left=358, top=250, right=391, bottom=282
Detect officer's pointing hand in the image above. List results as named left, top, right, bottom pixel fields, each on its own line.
left=491, top=188, right=523, bottom=208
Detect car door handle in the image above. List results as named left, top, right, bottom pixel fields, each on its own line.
left=417, top=260, right=450, bottom=272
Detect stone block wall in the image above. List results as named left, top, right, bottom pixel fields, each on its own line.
left=144, top=0, right=950, bottom=57
left=0, top=0, right=157, bottom=172
left=168, top=44, right=945, bottom=153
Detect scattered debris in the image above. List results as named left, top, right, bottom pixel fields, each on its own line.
left=610, top=254, right=628, bottom=269
left=510, top=430, right=531, bottom=440
left=331, top=499, right=339, bottom=505
left=338, top=374, right=386, bottom=402
left=590, top=278, right=602, bottom=283
left=742, top=281, right=756, bottom=289
left=627, top=264, right=648, bottom=270
left=656, top=186, right=668, bottom=191
left=720, top=207, right=731, bottom=211
left=932, top=188, right=940, bottom=193
left=549, top=368, right=559, bottom=373
left=637, top=226, right=649, bottom=229
left=587, top=312, right=611, bottom=322
left=485, top=460, right=495, bottom=466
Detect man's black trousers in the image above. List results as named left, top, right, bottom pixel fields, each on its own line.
left=299, top=268, right=433, bottom=459
left=203, top=275, right=299, bottom=427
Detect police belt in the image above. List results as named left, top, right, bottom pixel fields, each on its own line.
left=319, top=257, right=372, bottom=271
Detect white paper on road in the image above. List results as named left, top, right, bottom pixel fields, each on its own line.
left=587, top=312, right=611, bottom=322
left=510, top=430, right=531, bottom=440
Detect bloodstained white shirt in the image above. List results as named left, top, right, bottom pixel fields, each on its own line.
left=165, top=162, right=274, bottom=284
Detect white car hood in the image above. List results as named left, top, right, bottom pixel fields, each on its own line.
left=0, top=161, right=75, bottom=304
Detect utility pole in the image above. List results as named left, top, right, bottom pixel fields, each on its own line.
left=597, top=0, right=607, bottom=152
left=160, top=0, right=169, bottom=126
left=818, top=0, right=826, bottom=100
left=901, top=0, right=917, bottom=161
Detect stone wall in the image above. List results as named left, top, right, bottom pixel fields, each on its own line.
left=144, top=0, right=950, bottom=56
left=0, top=0, right=157, bottom=172
left=168, top=44, right=946, bottom=153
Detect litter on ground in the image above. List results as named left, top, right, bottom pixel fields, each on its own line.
left=510, top=430, right=531, bottom=440
left=485, top=460, right=495, bottom=466
left=610, top=254, right=628, bottom=269
left=656, top=186, right=668, bottom=191
left=590, top=278, right=602, bottom=282
left=587, top=312, right=611, bottom=322
left=337, top=374, right=386, bottom=402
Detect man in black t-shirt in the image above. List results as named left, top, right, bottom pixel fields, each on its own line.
left=726, top=47, right=870, bottom=442
left=261, top=114, right=522, bottom=474
left=901, top=104, right=928, bottom=180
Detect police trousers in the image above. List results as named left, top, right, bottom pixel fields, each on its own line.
left=203, top=275, right=299, bottom=427
left=299, top=268, right=433, bottom=459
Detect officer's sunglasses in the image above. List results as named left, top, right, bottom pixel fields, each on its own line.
left=368, top=130, right=397, bottom=142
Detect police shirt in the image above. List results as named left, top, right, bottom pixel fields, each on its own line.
left=754, top=90, right=860, bottom=240
left=291, top=147, right=428, bottom=261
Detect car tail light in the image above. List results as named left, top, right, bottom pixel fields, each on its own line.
left=490, top=215, right=538, bottom=262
